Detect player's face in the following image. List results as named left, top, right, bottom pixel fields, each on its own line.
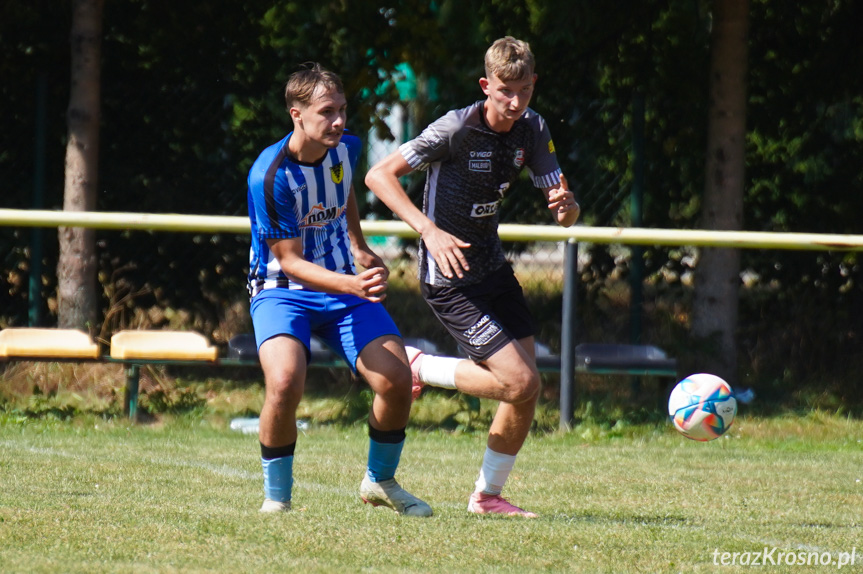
left=481, top=73, right=536, bottom=128
left=297, top=86, right=347, bottom=148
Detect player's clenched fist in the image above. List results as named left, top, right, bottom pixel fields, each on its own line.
left=354, top=266, right=388, bottom=302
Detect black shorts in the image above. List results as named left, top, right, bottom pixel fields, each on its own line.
left=421, top=265, right=535, bottom=362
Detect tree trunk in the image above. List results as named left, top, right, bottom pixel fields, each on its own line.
left=58, top=0, right=103, bottom=331
left=691, top=0, right=749, bottom=383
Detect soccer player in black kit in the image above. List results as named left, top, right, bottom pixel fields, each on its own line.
left=366, top=37, right=580, bottom=517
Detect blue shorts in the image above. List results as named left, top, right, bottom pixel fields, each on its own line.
left=250, top=288, right=401, bottom=373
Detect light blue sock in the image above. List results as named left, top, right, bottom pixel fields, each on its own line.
left=262, top=456, right=293, bottom=503
left=366, top=438, right=405, bottom=483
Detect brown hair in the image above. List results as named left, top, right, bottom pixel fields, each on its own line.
left=284, top=62, right=344, bottom=110
left=484, top=36, right=535, bottom=82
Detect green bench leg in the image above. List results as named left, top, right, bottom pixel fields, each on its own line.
left=125, top=364, right=140, bottom=420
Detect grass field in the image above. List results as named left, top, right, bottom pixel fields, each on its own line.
left=1, top=407, right=861, bottom=573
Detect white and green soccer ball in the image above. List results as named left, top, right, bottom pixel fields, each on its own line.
left=668, top=373, right=737, bottom=441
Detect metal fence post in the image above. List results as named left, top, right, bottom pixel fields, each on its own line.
left=28, top=74, right=47, bottom=327
left=559, top=238, right=578, bottom=430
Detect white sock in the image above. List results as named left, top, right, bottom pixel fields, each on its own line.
left=474, top=447, right=516, bottom=495
left=417, top=354, right=460, bottom=390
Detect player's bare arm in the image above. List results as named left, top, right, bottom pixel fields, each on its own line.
left=544, top=173, right=580, bottom=227
left=267, top=237, right=388, bottom=302
left=366, top=151, right=472, bottom=279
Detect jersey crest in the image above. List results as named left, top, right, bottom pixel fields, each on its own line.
left=330, top=162, right=344, bottom=184
left=513, top=148, right=525, bottom=168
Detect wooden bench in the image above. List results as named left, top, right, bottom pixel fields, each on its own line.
left=225, top=333, right=443, bottom=365
left=0, top=328, right=101, bottom=360
left=1, top=328, right=404, bottom=420
left=536, top=342, right=677, bottom=376
left=108, top=330, right=219, bottom=418
left=0, top=327, right=219, bottom=420
left=538, top=342, right=678, bottom=409
left=2, top=327, right=678, bottom=422
left=229, top=334, right=677, bottom=404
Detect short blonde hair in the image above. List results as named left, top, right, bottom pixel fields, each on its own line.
left=284, top=62, right=344, bottom=110
left=484, top=36, right=535, bottom=82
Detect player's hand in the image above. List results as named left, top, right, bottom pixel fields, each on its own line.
left=421, top=225, right=471, bottom=279
left=353, top=247, right=389, bottom=280
left=352, top=267, right=388, bottom=302
left=547, top=174, right=580, bottom=226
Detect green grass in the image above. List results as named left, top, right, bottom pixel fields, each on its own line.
left=1, top=410, right=862, bottom=573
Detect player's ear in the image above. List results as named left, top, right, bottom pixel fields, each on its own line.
left=479, top=77, right=490, bottom=95
left=288, top=106, right=302, bottom=125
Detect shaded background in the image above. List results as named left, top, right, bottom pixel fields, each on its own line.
left=2, top=0, right=862, bottom=406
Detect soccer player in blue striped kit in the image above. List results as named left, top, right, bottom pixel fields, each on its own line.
left=367, top=37, right=580, bottom=517
left=246, top=63, right=431, bottom=516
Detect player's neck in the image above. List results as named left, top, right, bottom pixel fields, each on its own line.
left=483, top=100, right=516, bottom=133
left=287, top=131, right=328, bottom=164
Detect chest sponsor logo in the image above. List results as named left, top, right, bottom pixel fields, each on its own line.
left=471, top=200, right=500, bottom=218
left=464, top=315, right=502, bottom=347
left=513, top=148, right=525, bottom=168
left=468, top=159, right=492, bottom=172
left=330, top=162, right=344, bottom=184
left=292, top=182, right=308, bottom=195
left=470, top=150, right=493, bottom=158
left=302, top=202, right=343, bottom=228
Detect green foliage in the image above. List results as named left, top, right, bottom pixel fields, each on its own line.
left=141, top=382, right=207, bottom=415
left=747, top=0, right=863, bottom=236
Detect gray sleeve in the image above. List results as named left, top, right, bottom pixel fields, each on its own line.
left=399, top=109, right=461, bottom=171
left=526, top=113, right=562, bottom=188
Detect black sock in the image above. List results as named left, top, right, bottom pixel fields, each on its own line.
left=260, top=441, right=296, bottom=460
left=368, top=424, right=406, bottom=444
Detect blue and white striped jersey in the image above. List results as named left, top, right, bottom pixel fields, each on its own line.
left=247, top=132, right=361, bottom=297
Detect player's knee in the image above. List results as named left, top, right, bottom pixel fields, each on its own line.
left=502, top=370, right=540, bottom=404
left=369, top=364, right=412, bottom=403
left=265, top=372, right=304, bottom=408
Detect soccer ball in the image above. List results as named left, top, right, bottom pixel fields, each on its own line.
left=668, top=373, right=737, bottom=441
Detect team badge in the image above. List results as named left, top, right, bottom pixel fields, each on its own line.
left=548, top=140, right=556, bottom=154
left=330, top=163, right=344, bottom=184
left=513, top=148, right=525, bottom=168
